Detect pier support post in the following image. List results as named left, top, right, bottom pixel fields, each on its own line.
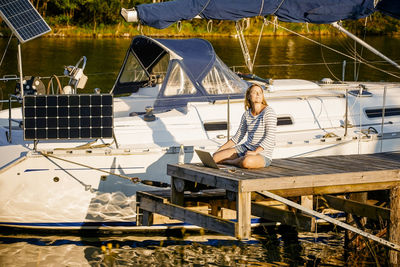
left=171, top=176, right=184, bottom=206
left=344, top=192, right=368, bottom=263
left=390, top=186, right=400, bottom=265
left=236, top=190, right=251, bottom=239
left=301, top=195, right=315, bottom=231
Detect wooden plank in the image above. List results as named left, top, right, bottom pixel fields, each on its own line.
left=139, top=196, right=236, bottom=237
left=289, top=157, right=356, bottom=173
left=168, top=164, right=240, bottom=192
left=322, top=194, right=390, bottom=221
left=341, top=155, right=400, bottom=170
left=171, top=176, right=184, bottom=206
left=251, top=202, right=312, bottom=231
left=301, top=195, right=315, bottom=231
left=270, top=181, right=400, bottom=197
left=273, top=158, right=341, bottom=174
left=236, top=189, right=251, bottom=239
left=241, top=169, right=400, bottom=192
left=390, top=186, right=400, bottom=264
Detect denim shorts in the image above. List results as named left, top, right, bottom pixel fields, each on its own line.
left=235, top=144, right=272, bottom=167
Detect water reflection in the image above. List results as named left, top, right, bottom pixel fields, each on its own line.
left=0, top=229, right=346, bottom=266
left=1, top=36, right=400, bottom=103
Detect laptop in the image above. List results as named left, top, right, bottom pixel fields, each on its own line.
left=195, top=149, right=220, bottom=169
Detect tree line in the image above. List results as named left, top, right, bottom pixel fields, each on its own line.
left=31, top=0, right=148, bottom=30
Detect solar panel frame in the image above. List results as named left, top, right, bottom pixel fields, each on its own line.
left=0, top=0, right=51, bottom=43
left=23, top=94, right=114, bottom=140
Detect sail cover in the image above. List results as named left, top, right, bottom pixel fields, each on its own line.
left=136, top=0, right=399, bottom=29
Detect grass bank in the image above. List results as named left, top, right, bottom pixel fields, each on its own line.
left=2, top=17, right=398, bottom=39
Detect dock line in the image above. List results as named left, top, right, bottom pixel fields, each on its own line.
left=39, top=151, right=140, bottom=184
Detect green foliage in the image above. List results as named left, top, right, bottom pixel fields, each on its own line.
left=4, top=1, right=400, bottom=36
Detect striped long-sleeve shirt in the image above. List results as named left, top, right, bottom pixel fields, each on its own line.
left=231, top=105, right=277, bottom=160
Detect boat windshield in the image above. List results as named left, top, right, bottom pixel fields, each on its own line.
left=119, top=50, right=148, bottom=83
left=202, top=56, right=247, bottom=95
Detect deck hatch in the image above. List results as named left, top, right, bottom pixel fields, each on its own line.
left=277, top=116, right=293, bottom=126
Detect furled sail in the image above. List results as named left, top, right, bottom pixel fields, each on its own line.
left=127, top=0, right=399, bottom=29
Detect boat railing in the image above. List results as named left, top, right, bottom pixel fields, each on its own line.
left=6, top=94, right=22, bottom=143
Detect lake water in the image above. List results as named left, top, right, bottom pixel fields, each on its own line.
left=0, top=35, right=398, bottom=265
left=0, top=35, right=399, bottom=101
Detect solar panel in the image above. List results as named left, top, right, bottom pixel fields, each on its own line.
left=23, top=94, right=113, bottom=140
left=0, top=0, right=51, bottom=43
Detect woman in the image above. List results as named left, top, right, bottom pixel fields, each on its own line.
left=213, top=84, right=277, bottom=168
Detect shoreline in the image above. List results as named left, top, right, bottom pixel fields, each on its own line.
left=1, top=20, right=399, bottom=39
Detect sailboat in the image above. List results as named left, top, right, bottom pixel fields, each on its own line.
left=0, top=0, right=399, bottom=231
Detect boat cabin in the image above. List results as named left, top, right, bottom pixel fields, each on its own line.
left=111, top=36, right=248, bottom=116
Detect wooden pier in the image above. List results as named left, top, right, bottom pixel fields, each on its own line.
left=136, top=152, right=400, bottom=264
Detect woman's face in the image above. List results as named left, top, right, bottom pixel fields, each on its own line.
left=249, top=86, right=264, bottom=104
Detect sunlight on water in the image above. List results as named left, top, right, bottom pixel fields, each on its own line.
left=0, top=35, right=400, bottom=103
left=0, top=229, right=346, bottom=266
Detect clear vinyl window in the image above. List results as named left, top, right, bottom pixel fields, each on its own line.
left=119, top=50, right=148, bottom=83
left=202, top=56, right=248, bottom=95
left=164, top=61, right=197, bottom=96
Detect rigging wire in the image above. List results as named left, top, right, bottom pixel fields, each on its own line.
left=269, top=20, right=400, bottom=80
left=0, top=33, right=13, bottom=68
left=356, top=18, right=369, bottom=81
left=319, top=32, right=341, bottom=82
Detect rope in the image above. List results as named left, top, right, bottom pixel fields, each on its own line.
left=39, top=151, right=170, bottom=188
left=258, top=0, right=265, bottom=16
left=39, top=151, right=140, bottom=183
left=271, top=0, right=286, bottom=15
left=252, top=18, right=267, bottom=68
left=176, top=21, right=182, bottom=33
left=319, top=37, right=341, bottom=82
left=197, top=0, right=212, bottom=17
left=207, top=20, right=213, bottom=33
left=235, top=21, right=253, bottom=73
left=269, top=20, right=400, bottom=80
left=46, top=75, right=63, bottom=94
left=0, top=33, right=13, bottom=68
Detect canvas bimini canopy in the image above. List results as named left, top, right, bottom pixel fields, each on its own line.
left=129, top=0, right=399, bottom=30
left=111, top=36, right=248, bottom=110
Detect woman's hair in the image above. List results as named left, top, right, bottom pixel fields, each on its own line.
left=244, top=84, right=267, bottom=110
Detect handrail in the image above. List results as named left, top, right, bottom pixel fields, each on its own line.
left=7, top=94, right=22, bottom=143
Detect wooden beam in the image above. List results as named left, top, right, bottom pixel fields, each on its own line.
left=171, top=176, right=184, bottom=206
left=168, top=164, right=240, bottom=192
left=252, top=202, right=312, bottom=231
left=301, top=195, right=315, bottom=231
left=207, top=199, right=312, bottom=231
left=236, top=190, right=251, bottom=239
left=139, top=196, right=236, bottom=237
left=269, top=181, right=400, bottom=197
left=322, top=194, right=390, bottom=221
left=242, top=170, right=400, bottom=192
left=390, top=186, right=400, bottom=265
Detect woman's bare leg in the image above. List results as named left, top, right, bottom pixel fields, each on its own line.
left=222, top=157, right=243, bottom=167
left=241, top=154, right=266, bottom=169
left=213, top=147, right=238, bottom=163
